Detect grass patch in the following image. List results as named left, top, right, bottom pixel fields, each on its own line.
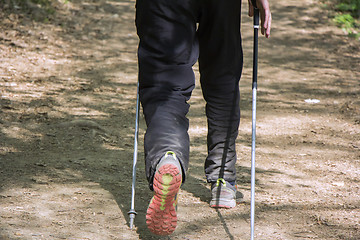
left=321, top=0, right=360, bottom=39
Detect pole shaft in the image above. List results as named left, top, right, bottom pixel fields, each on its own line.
left=250, top=7, right=259, bottom=240
left=129, top=82, right=140, bottom=229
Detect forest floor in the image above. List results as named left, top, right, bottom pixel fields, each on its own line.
left=0, top=0, right=359, bottom=239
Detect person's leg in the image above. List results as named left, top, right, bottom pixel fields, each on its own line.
left=198, top=0, right=243, bottom=185
left=136, top=0, right=199, bottom=190
left=135, top=0, right=199, bottom=235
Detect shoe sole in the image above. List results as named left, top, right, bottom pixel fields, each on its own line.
left=146, top=164, right=182, bottom=236
left=210, top=199, right=236, bottom=209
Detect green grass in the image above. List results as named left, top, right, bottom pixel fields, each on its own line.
left=321, top=0, right=360, bottom=39
left=335, top=0, right=360, bottom=15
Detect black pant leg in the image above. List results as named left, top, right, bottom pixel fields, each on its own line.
left=135, top=0, right=199, bottom=189
left=198, top=0, right=243, bottom=183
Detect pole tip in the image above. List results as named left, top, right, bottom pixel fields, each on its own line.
left=129, top=214, right=136, bottom=229
left=128, top=210, right=137, bottom=229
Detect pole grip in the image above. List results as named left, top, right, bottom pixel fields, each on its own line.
left=251, top=0, right=258, bottom=9
left=252, top=8, right=259, bottom=90
left=253, top=8, right=259, bottom=27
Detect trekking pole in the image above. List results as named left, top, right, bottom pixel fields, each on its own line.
left=250, top=1, right=259, bottom=239
left=128, top=81, right=140, bottom=229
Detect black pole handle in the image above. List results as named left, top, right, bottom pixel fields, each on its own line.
left=251, top=0, right=258, bottom=9
left=252, top=1, right=259, bottom=89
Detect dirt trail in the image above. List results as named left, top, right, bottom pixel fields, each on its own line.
left=0, top=0, right=359, bottom=239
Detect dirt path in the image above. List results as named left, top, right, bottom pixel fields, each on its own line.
left=0, top=0, right=359, bottom=239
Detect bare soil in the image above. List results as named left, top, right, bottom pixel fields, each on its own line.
left=1, top=0, right=359, bottom=239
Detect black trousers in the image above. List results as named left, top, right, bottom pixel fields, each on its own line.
left=135, top=0, right=243, bottom=190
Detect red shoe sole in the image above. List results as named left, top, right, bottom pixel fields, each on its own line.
left=146, top=164, right=182, bottom=236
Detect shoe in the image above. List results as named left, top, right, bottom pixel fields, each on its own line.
left=146, top=151, right=182, bottom=236
left=210, top=178, right=242, bottom=208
